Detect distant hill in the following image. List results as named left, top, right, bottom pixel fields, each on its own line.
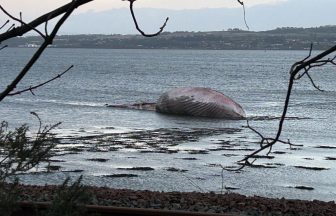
left=5, top=26, right=336, bottom=50
left=58, top=0, right=336, bottom=34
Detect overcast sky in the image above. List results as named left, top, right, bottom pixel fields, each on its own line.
left=1, top=0, right=335, bottom=34
left=1, top=0, right=285, bottom=16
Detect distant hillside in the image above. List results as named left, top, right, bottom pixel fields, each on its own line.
left=5, top=26, right=336, bottom=50
left=57, top=0, right=336, bottom=34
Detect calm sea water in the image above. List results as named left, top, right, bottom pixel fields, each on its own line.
left=1, top=48, right=335, bottom=201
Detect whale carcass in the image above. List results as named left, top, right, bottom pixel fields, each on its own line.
left=155, top=87, right=246, bottom=119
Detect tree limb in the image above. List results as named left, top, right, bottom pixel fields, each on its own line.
left=7, top=65, right=74, bottom=97
left=237, top=0, right=249, bottom=30
left=0, top=0, right=93, bottom=42
left=0, top=5, right=46, bottom=38
left=0, top=1, right=80, bottom=101
left=224, top=44, right=336, bottom=171
left=124, top=0, right=169, bottom=37
left=0, top=20, right=9, bottom=30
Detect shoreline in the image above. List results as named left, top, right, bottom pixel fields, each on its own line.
left=15, top=184, right=336, bottom=215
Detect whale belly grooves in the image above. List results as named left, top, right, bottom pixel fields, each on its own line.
left=155, top=87, right=246, bottom=119
left=106, top=87, right=246, bottom=119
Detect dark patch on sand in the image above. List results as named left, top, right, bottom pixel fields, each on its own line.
left=264, top=163, right=285, bottom=167
left=225, top=186, right=240, bottom=190
left=287, top=147, right=302, bottom=151
left=249, top=155, right=275, bottom=159
left=47, top=159, right=65, bottom=163
left=46, top=165, right=61, bottom=171
left=206, top=163, right=222, bottom=168
left=294, top=166, right=329, bottom=171
left=273, top=151, right=287, bottom=154
left=222, top=154, right=238, bottom=157
left=103, top=126, right=115, bottom=130
left=68, top=147, right=85, bottom=152
left=287, top=186, right=315, bottom=191
left=314, top=145, right=336, bottom=149
left=237, top=162, right=278, bottom=169
left=179, top=157, right=198, bottom=160
left=166, top=167, right=188, bottom=172
left=87, top=158, right=109, bottom=162
left=187, top=150, right=209, bottom=154
left=221, top=148, right=255, bottom=151
left=103, top=174, right=138, bottom=178
left=117, top=167, right=154, bottom=171
left=62, top=169, right=84, bottom=173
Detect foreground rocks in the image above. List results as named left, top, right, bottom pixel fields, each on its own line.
left=16, top=184, right=336, bottom=216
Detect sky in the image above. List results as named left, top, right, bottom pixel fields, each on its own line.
left=1, top=0, right=336, bottom=34
left=1, top=0, right=285, bottom=15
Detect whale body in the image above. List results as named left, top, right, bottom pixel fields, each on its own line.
left=155, top=87, right=246, bottom=119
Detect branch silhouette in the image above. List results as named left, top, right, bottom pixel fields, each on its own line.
left=0, top=0, right=170, bottom=102
left=0, top=6, right=46, bottom=38
left=237, top=0, right=249, bottom=30
left=0, top=20, right=9, bottom=30
left=0, top=1, right=80, bottom=101
left=8, top=65, right=74, bottom=97
left=0, top=0, right=93, bottom=42
left=223, top=44, right=336, bottom=171
left=124, top=0, right=169, bottom=37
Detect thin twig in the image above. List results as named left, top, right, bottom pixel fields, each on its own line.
left=224, top=44, right=336, bottom=171
left=0, top=0, right=93, bottom=42
left=6, top=24, right=15, bottom=32
left=0, top=20, right=9, bottom=30
left=305, top=72, right=324, bottom=91
left=237, top=0, right=249, bottom=30
left=180, top=172, right=206, bottom=193
left=30, top=112, right=42, bottom=135
left=8, top=65, right=74, bottom=96
left=123, top=0, right=169, bottom=37
left=19, top=12, right=22, bottom=26
left=0, top=5, right=46, bottom=38
left=0, top=1, right=79, bottom=101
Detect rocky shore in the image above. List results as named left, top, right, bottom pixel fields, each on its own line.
left=16, top=184, right=336, bottom=216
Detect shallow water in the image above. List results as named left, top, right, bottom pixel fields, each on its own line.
left=1, top=48, right=336, bottom=201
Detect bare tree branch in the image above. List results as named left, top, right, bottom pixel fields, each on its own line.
left=0, top=1, right=80, bottom=101
left=8, top=65, right=74, bottom=97
left=305, top=71, right=324, bottom=91
left=223, top=44, right=336, bottom=171
left=0, top=20, right=9, bottom=30
left=123, top=0, right=169, bottom=37
left=6, top=24, right=14, bottom=32
left=19, top=12, right=22, bottom=26
left=0, top=5, right=46, bottom=38
left=0, top=0, right=170, bottom=102
left=237, top=0, right=249, bottom=30
left=0, top=0, right=93, bottom=42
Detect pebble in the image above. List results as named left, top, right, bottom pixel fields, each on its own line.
left=12, top=184, right=336, bottom=216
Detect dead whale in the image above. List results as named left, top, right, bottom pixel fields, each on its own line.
left=107, top=87, right=246, bottom=119
left=156, top=87, right=246, bottom=119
